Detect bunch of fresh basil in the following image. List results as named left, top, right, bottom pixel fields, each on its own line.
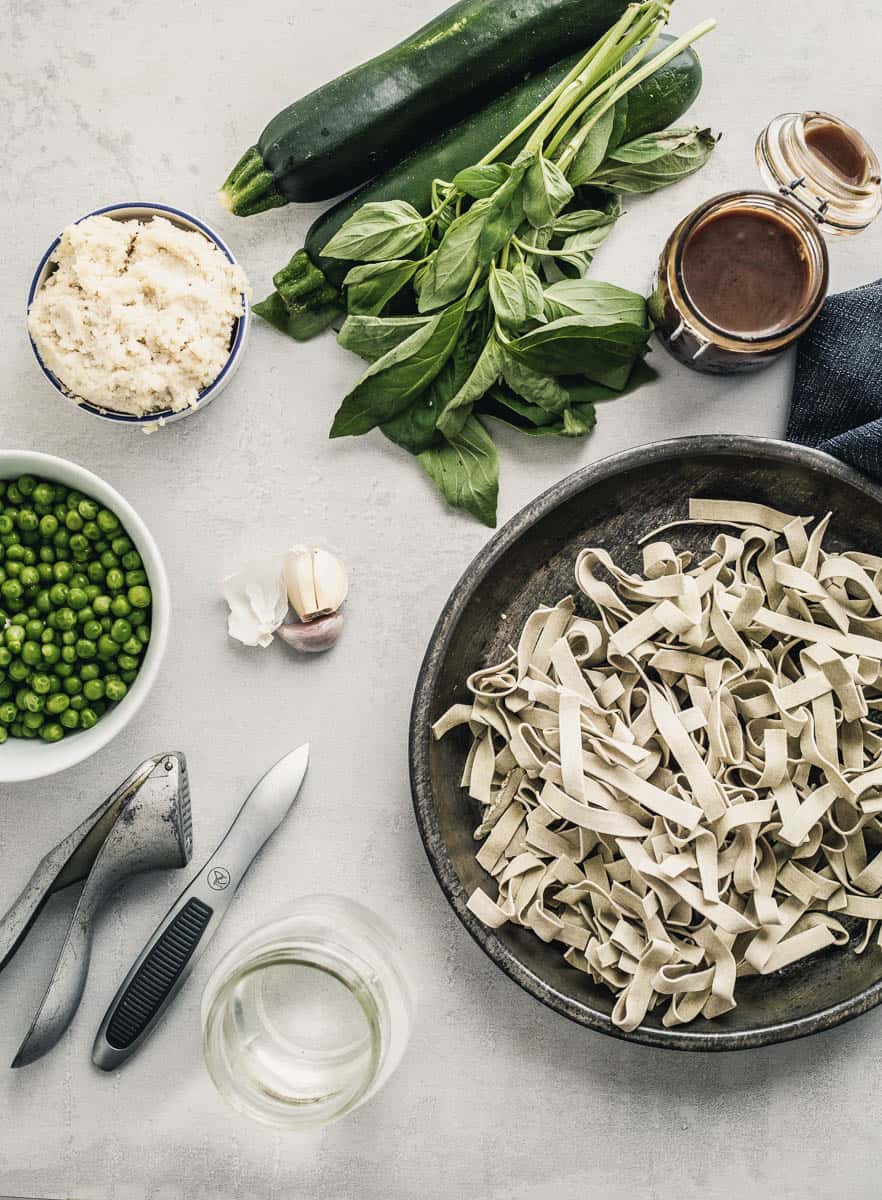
left=316, top=117, right=714, bottom=525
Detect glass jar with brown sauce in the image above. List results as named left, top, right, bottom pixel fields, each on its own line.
left=650, top=111, right=881, bottom=374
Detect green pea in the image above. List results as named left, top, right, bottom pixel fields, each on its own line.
left=106, top=568, right=124, bottom=592
left=60, top=709, right=79, bottom=730
left=45, top=693, right=69, bottom=715
left=83, top=521, right=101, bottom=542
left=40, top=722, right=64, bottom=743
left=17, top=509, right=38, bottom=532
left=41, top=643, right=60, bottom=665
left=121, top=550, right=142, bottom=570
left=36, top=590, right=51, bottom=614
left=80, top=663, right=99, bottom=682
left=110, top=618, right=131, bottom=644
left=55, top=662, right=72, bottom=678
left=116, top=654, right=140, bottom=672
left=80, top=708, right=98, bottom=730
left=37, top=562, right=53, bottom=581
left=110, top=595, right=131, bottom=617
left=19, top=565, right=39, bottom=588
left=33, top=483, right=54, bottom=506
left=97, top=509, right=119, bottom=534
left=87, top=563, right=105, bottom=584
left=63, top=676, right=82, bottom=695
left=5, top=623, right=25, bottom=646
left=81, top=619, right=102, bottom=641
left=75, top=638, right=96, bottom=661
left=100, top=551, right=119, bottom=569
left=97, top=635, right=118, bottom=659
left=21, top=642, right=41, bottom=666
left=1, top=579, right=23, bottom=603
left=0, top=702, right=17, bottom=724
left=0, top=726, right=7, bottom=744
left=83, top=679, right=104, bottom=701
left=122, top=637, right=142, bottom=656
left=31, top=674, right=51, bottom=695
left=59, top=609, right=79, bottom=633
left=52, top=561, right=72, bottom=582
left=23, top=711, right=44, bottom=730
left=128, top=585, right=151, bottom=609
left=105, top=677, right=128, bottom=703
left=40, top=628, right=55, bottom=643
left=65, top=510, right=83, bottom=532
left=0, top=647, right=10, bottom=667
left=77, top=498, right=98, bottom=520
left=93, top=594, right=111, bottom=616
left=16, top=476, right=36, bottom=496
left=67, top=587, right=88, bottom=610
left=111, top=536, right=133, bottom=556
left=76, top=606, right=95, bottom=625
left=8, top=660, right=28, bottom=682
left=69, top=694, right=85, bottom=712
left=69, top=534, right=89, bottom=557
left=0, top=681, right=12, bottom=700
left=39, top=514, right=58, bottom=537
left=0, top=515, right=13, bottom=535
left=20, top=690, right=43, bottom=712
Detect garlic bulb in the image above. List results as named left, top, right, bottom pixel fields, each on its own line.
left=284, top=546, right=348, bottom=622
left=277, top=611, right=344, bottom=653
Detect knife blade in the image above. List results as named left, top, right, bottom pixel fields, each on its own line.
left=91, top=743, right=310, bottom=1070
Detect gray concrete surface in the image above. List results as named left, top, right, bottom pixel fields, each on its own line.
left=2, top=1, right=882, bottom=1197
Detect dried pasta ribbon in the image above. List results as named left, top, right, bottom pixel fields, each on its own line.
left=434, top=499, right=882, bottom=1031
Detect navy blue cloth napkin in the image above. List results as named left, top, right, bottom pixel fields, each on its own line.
left=787, top=279, right=882, bottom=479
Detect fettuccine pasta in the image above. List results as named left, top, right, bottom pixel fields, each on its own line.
left=433, top=499, right=882, bottom=1030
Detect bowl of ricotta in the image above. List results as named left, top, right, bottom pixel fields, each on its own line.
left=27, top=203, right=251, bottom=426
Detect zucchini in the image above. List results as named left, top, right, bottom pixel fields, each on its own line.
left=255, top=34, right=703, bottom=340
left=221, top=0, right=631, bottom=215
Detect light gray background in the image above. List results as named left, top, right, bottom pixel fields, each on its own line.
left=2, top=1, right=881, bottom=1197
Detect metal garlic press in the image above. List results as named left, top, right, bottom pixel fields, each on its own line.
left=0, top=752, right=192, bottom=1068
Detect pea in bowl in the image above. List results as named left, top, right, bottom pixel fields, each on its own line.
left=0, top=451, right=170, bottom=783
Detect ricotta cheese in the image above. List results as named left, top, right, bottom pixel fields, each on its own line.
left=28, top=215, right=249, bottom=417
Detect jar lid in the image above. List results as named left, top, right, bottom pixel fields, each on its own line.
left=756, top=111, right=882, bottom=236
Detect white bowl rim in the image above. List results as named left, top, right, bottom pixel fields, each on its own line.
left=0, top=450, right=170, bottom=782
left=27, top=201, right=249, bottom=425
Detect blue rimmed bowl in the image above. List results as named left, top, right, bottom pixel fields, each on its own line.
left=27, top=202, right=250, bottom=427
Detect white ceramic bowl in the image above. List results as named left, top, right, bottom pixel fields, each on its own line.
left=27, top=202, right=250, bottom=427
left=0, top=451, right=170, bottom=782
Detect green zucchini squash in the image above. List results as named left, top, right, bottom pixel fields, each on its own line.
left=254, top=35, right=703, bottom=341
left=221, top=0, right=631, bottom=215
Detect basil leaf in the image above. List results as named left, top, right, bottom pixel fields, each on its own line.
left=568, top=105, right=617, bottom=188
left=489, top=267, right=527, bottom=331
left=523, top=155, right=574, bottom=229
left=591, top=128, right=719, bottom=194
left=337, top=314, right=431, bottom=361
left=553, top=206, right=619, bottom=235
left=418, top=416, right=499, bottom=527
left=513, top=262, right=546, bottom=325
left=343, top=259, right=419, bottom=316
left=508, top=316, right=650, bottom=389
left=560, top=224, right=615, bottom=257
left=608, top=96, right=629, bottom=151
left=322, top=200, right=427, bottom=261
left=453, top=163, right=511, bottom=200
left=381, top=394, right=443, bottom=454
left=331, top=295, right=470, bottom=437
left=418, top=199, right=490, bottom=313
left=477, top=159, right=531, bottom=265
left=500, top=351, right=570, bottom=413
left=543, top=280, right=647, bottom=327
left=437, top=335, right=504, bottom=435
left=479, top=387, right=596, bottom=438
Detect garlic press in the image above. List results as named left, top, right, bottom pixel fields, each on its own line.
left=0, top=752, right=192, bottom=1068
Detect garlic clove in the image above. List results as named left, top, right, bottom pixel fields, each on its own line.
left=223, top=556, right=288, bottom=647
left=277, top=611, right=343, bottom=653
left=284, top=546, right=348, bottom=622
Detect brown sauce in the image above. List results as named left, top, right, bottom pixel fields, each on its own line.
left=681, top=209, right=811, bottom=336
left=805, top=121, right=867, bottom=185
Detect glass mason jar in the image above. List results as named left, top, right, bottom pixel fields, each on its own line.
left=650, top=111, right=880, bottom=374
left=648, top=191, right=829, bottom=374
left=202, top=896, right=413, bottom=1130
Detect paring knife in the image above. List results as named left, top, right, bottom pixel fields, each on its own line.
left=92, top=743, right=309, bottom=1071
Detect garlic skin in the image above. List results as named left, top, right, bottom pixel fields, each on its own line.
left=222, top=556, right=288, bottom=647
left=284, top=546, right=348, bottom=622
left=277, top=611, right=343, bottom=653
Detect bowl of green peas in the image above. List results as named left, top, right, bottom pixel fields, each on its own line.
left=0, top=451, right=170, bottom=782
